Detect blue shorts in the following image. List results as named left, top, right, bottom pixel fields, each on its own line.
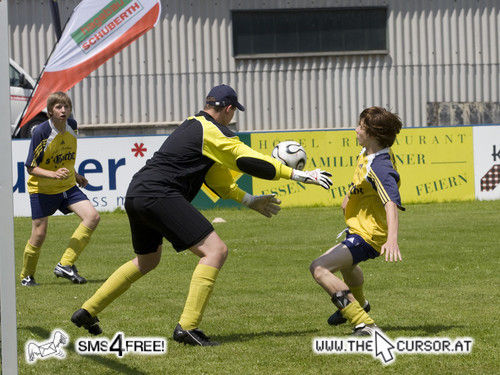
left=29, top=186, right=89, bottom=220
left=342, top=231, right=380, bottom=265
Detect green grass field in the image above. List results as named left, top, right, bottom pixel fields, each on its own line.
left=11, top=200, right=500, bottom=374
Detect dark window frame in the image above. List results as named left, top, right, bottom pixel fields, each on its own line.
left=231, top=7, right=389, bottom=59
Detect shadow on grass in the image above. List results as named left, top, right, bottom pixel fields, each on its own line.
left=213, top=328, right=321, bottom=343
left=23, top=326, right=147, bottom=375
left=381, top=324, right=464, bottom=335
left=41, top=279, right=109, bottom=286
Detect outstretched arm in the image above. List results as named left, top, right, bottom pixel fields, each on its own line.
left=380, top=201, right=402, bottom=262
left=241, top=193, right=281, bottom=218
left=290, top=169, right=333, bottom=190
left=204, top=163, right=281, bottom=218
left=201, top=122, right=332, bottom=189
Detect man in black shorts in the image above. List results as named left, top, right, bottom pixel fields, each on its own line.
left=71, top=84, right=332, bottom=346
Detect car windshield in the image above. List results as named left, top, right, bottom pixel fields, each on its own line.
left=10, top=65, right=32, bottom=89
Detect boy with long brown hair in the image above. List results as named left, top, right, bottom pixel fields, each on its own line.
left=310, top=106, right=404, bottom=336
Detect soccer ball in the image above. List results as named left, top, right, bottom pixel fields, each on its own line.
left=271, top=141, right=307, bottom=170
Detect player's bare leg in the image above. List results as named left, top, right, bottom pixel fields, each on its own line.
left=68, top=199, right=100, bottom=230
left=310, top=244, right=376, bottom=335
left=310, top=244, right=355, bottom=296
left=133, top=248, right=162, bottom=274
left=189, top=230, right=228, bottom=269
left=29, top=217, right=48, bottom=247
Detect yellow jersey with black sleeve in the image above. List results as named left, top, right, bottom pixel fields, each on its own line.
left=25, top=119, right=78, bottom=195
left=203, top=162, right=247, bottom=202
left=127, top=111, right=293, bottom=202
left=344, top=148, right=405, bottom=251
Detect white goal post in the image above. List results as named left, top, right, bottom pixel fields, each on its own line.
left=0, top=0, right=19, bottom=374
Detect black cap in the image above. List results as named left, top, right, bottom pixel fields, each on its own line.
left=206, top=84, right=245, bottom=111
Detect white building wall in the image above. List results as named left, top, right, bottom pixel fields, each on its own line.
left=8, top=0, right=500, bottom=130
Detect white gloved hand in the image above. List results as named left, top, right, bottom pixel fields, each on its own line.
left=242, top=193, right=281, bottom=218
left=291, top=169, right=333, bottom=190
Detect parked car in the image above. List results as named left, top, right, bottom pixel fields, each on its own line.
left=9, top=58, right=48, bottom=138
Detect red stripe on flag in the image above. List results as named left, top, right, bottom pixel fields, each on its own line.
left=20, top=3, right=160, bottom=127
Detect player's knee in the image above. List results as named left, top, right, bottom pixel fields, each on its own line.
left=143, top=262, right=160, bottom=274
left=137, top=257, right=160, bottom=274
left=215, top=242, right=228, bottom=263
left=86, top=211, right=100, bottom=229
left=150, top=256, right=162, bottom=270
left=206, top=242, right=228, bottom=266
left=309, top=261, right=330, bottom=281
left=30, top=235, right=45, bottom=248
left=92, top=211, right=101, bottom=226
left=31, top=229, right=47, bottom=246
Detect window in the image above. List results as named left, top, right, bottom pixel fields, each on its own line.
left=9, top=65, right=23, bottom=87
left=232, top=7, right=387, bottom=58
left=9, top=65, right=32, bottom=89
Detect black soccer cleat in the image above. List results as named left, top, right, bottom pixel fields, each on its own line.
left=172, top=323, right=219, bottom=346
left=71, top=308, right=102, bottom=335
left=21, top=275, right=39, bottom=287
left=328, top=300, right=371, bottom=326
left=352, top=323, right=379, bottom=337
left=54, top=263, right=87, bottom=284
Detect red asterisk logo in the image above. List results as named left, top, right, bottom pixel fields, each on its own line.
left=131, top=142, right=147, bottom=157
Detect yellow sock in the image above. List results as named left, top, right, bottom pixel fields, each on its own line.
left=341, top=300, right=375, bottom=326
left=82, top=260, right=143, bottom=316
left=179, top=264, right=219, bottom=330
left=60, top=223, right=94, bottom=266
left=20, top=241, right=41, bottom=280
left=350, top=285, right=366, bottom=306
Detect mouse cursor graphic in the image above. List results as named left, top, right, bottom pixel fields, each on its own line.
left=374, top=330, right=396, bottom=364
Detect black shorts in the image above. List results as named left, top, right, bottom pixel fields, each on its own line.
left=125, top=196, right=214, bottom=254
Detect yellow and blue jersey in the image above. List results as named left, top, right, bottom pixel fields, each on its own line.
left=345, top=147, right=405, bottom=251
left=127, top=111, right=293, bottom=202
left=25, top=119, right=78, bottom=195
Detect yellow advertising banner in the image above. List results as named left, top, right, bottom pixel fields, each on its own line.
left=393, top=127, right=474, bottom=203
left=251, top=127, right=474, bottom=206
left=252, top=130, right=358, bottom=206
